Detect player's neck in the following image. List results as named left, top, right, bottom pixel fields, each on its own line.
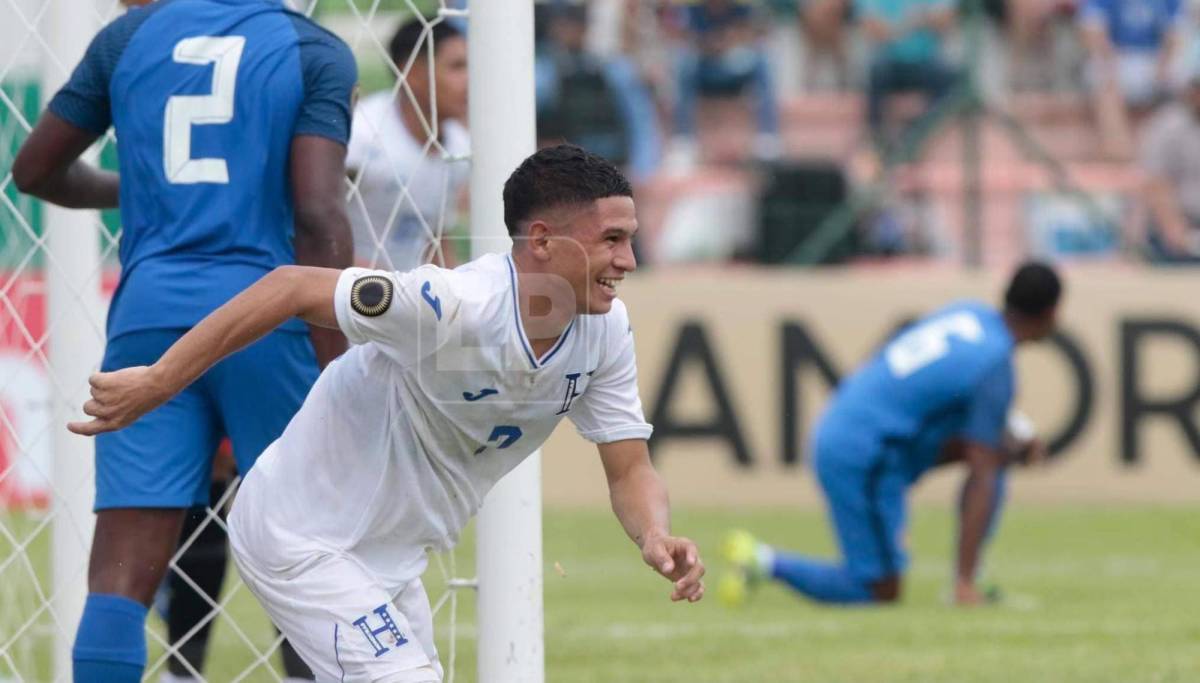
left=1003, top=310, right=1037, bottom=344
left=520, top=283, right=574, bottom=357
left=511, top=253, right=575, bottom=356
left=526, top=314, right=572, bottom=358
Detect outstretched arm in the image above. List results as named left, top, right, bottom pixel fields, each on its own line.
left=291, top=135, right=354, bottom=367
left=68, top=265, right=341, bottom=436
left=599, top=439, right=705, bottom=602
left=956, top=441, right=1004, bottom=604
left=12, top=111, right=118, bottom=209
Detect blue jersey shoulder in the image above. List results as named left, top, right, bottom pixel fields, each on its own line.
left=829, top=299, right=1014, bottom=440
left=882, top=300, right=1011, bottom=381
left=93, top=0, right=356, bottom=339
left=47, top=0, right=171, bottom=133
left=950, top=300, right=1013, bottom=368
left=285, top=10, right=358, bottom=144
left=927, top=300, right=1015, bottom=447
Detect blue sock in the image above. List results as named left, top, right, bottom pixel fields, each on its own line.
left=73, top=593, right=147, bottom=683
left=770, top=552, right=874, bottom=603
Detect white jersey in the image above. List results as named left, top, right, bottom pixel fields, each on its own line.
left=229, top=253, right=651, bottom=589
left=346, top=91, right=471, bottom=270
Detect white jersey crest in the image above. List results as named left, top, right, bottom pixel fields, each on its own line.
left=230, top=253, right=651, bottom=588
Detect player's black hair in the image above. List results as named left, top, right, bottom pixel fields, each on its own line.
left=503, top=144, right=633, bottom=236
left=1004, top=261, right=1062, bottom=318
left=388, top=18, right=463, bottom=68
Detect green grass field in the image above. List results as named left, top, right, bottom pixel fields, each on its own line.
left=4, top=505, right=1199, bottom=682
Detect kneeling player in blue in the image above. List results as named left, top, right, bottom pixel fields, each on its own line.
left=720, top=262, right=1061, bottom=606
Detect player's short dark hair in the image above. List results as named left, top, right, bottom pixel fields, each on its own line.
left=503, top=144, right=633, bottom=236
left=1004, top=261, right=1061, bottom=318
left=388, top=18, right=463, bottom=68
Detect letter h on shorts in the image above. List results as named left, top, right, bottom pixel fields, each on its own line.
left=353, top=604, right=409, bottom=657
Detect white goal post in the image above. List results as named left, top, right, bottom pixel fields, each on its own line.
left=466, top=3, right=545, bottom=683
left=43, top=0, right=105, bottom=679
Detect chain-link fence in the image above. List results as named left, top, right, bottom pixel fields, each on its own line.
left=0, top=1, right=483, bottom=680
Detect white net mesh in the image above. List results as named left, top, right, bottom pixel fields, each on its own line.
left=0, top=0, right=477, bottom=680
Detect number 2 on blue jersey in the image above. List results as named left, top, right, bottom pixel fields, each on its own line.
left=163, top=36, right=244, bottom=184
left=885, top=311, right=984, bottom=378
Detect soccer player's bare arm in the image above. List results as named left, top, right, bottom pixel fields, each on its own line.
left=12, top=110, right=118, bottom=209
left=67, top=265, right=340, bottom=436
left=598, top=438, right=705, bottom=602
left=291, top=135, right=354, bottom=366
left=933, top=437, right=967, bottom=468
left=956, top=441, right=1005, bottom=604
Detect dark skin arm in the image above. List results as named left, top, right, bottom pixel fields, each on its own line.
left=11, top=111, right=118, bottom=208
left=956, top=442, right=1004, bottom=604
left=934, top=437, right=968, bottom=467
left=14, top=119, right=350, bottom=365
left=290, top=135, right=354, bottom=367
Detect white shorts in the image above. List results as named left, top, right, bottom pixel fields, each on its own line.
left=231, top=543, right=443, bottom=683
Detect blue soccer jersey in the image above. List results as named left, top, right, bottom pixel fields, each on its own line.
left=45, top=0, right=356, bottom=511
left=48, top=0, right=357, bottom=340
left=809, top=301, right=1015, bottom=582
left=822, top=300, right=1016, bottom=474
left=1080, top=0, right=1182, bottom=52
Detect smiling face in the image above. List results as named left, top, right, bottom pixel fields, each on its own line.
left=504, top=145, right=637, bottom=318
left=545, top=196, right=638, bottom=315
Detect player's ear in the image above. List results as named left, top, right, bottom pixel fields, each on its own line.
left=525, top=220, right=554, bottom=261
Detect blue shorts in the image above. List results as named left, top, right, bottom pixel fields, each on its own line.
left=812, top=419, right=910, bottom=583
left=94, top=329, right=318, bottom=510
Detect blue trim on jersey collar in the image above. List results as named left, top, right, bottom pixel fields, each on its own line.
left=540, top=318, right=575, bottom=365
left=506, top=254, right=575, bottom=369
left=507, top=255, right=539, bottom=369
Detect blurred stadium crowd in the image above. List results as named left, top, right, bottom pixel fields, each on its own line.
left=499, top=0, right=1200, bottom=268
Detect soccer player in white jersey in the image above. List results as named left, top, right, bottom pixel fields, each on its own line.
left=347, top=19, right=470, bottom=271
left=69, top=145, right=706, bottom=682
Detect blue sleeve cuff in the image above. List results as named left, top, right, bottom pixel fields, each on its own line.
left=47, top=90, right=112, bottom=134
left=44, top=8, right=145, bottom=136
left=294, top=32, right=357, bottom=145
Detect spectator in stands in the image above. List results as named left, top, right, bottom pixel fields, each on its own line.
left=1000, top=0, right=1079, bottom=91
left=798, top=0, right=853, bottom=91
left=581, top=0, right=675, bottom=113
left=856, top=0, right=961, bottom=157
left=670, top=0, right=782, bottom=162
left=1138, top=62, right=1200, bottom=263
left=346, top=19, right=470, bottom=271
left=1079, top=0, right=1184, bottom=160
left=536, top=3, right=663, bottom=183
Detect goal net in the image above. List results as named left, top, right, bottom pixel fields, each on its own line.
left=0, top=1, right=537, bottom=681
